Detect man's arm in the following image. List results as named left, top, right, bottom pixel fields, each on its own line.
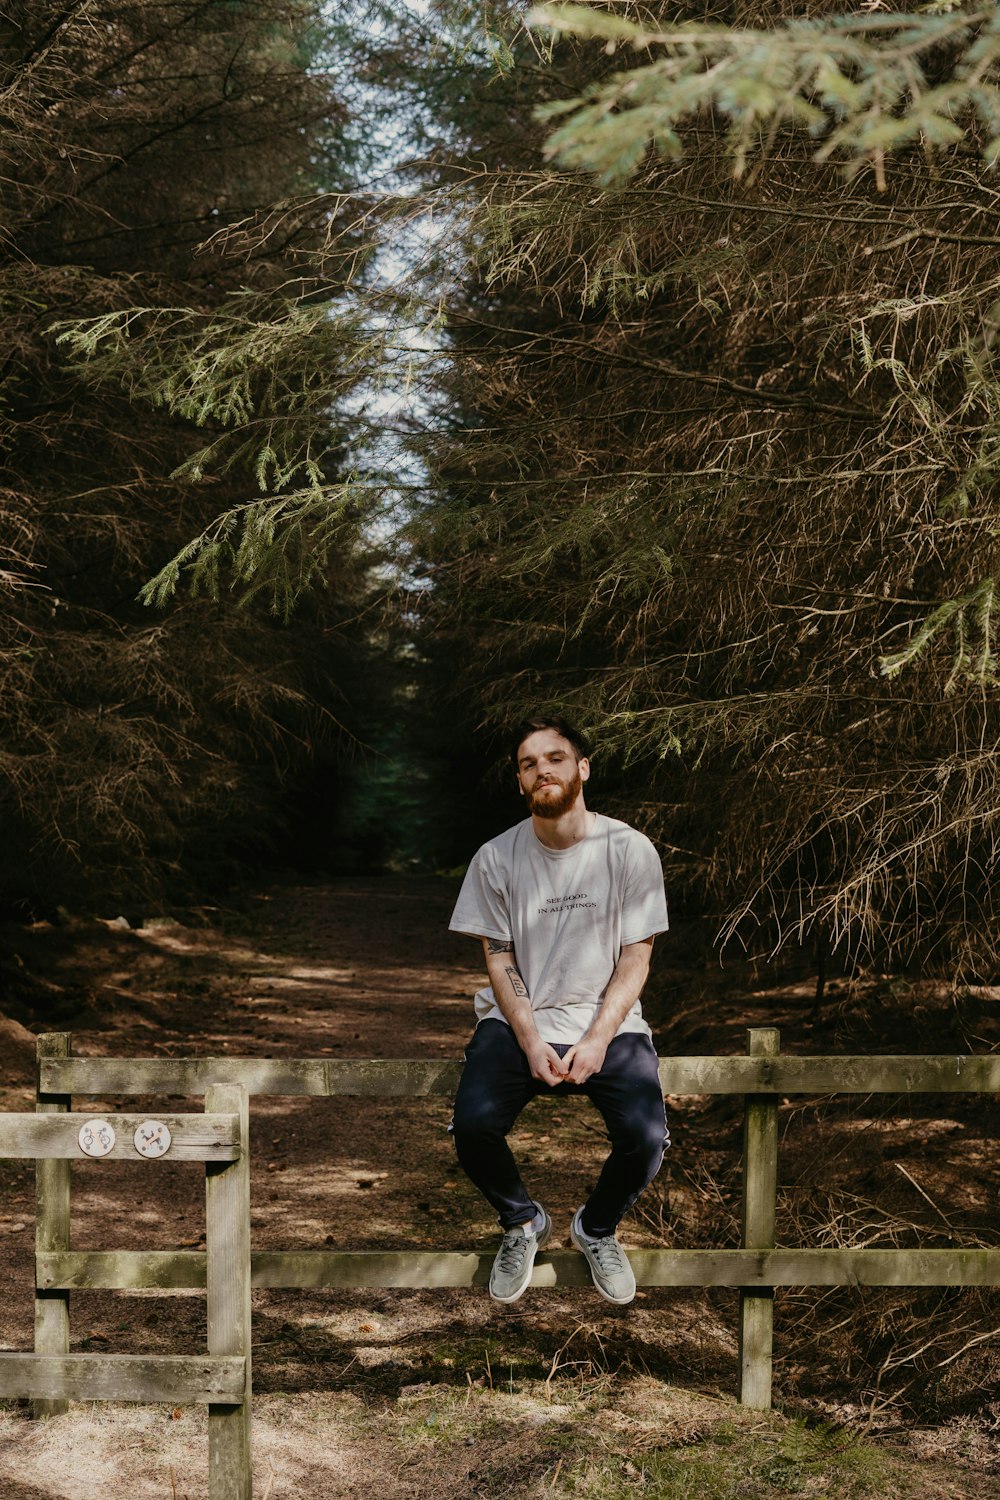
left=480, top=937, right=567, bottom=1086
left=562, top=938, right=655, bottom=1084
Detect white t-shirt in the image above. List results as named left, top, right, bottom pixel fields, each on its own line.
left=449, top=813, right=669, bottom=1045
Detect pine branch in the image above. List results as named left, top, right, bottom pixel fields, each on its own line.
left=529, top=3, right=1000, bottom=182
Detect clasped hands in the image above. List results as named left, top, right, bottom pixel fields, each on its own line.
left=525, top=1034, right=608, bottom=1086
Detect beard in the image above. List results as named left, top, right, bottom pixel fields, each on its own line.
left=527, top=767, right=583, bottom=819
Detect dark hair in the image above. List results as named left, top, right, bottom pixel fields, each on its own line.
left=509, top=715, right=591, bottom=768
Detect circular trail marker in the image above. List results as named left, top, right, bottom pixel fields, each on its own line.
left=78, top=1120, right=116, bottom=1157
left=133, top=1120, right=172, bottom=1158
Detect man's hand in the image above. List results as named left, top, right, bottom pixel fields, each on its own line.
left=525, top=1040, right=569, bottom=1087
left=562, top=1035, right=608, bottom=1085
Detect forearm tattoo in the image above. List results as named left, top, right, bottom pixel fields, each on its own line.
left=484, top=937, right=527, bottom=999
left=504, top=965, right=529, bottom=999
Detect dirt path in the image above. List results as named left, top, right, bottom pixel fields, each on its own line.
left=1, top=878, right=998, bottom=1498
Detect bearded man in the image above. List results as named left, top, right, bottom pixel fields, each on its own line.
left=449, top=715, right=669, bottom=1305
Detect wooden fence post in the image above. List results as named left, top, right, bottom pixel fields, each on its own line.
left=34, top=1033, right=71, bottom=1419
left=738, top=1027, right=779, bottom=1410
left=206, top=1083, right=252, bottom=1500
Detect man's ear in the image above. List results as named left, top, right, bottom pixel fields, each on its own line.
left=579, top=756, right=591, bottom=784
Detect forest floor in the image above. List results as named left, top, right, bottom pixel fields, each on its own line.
left=1, top=876, right=999, bottom=1498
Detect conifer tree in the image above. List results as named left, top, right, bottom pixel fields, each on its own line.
left=391, top=0, right=1000, bottom=975
left=0, top=1, right=372, bottom=914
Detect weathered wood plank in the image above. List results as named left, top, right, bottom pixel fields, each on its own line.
left=38, top=1251, right=209, bottom=1290
left=39, top=1056, right=463, bottom=1097
left=660, top=1054, right=1000, bottom=1095
left=34, top=1033, right=71, bottom=1419
left=206, top=1084, right=252, bottom=1500
left=630, top=1248, right=1000, bottom=1287
left=739, top=1028, right=779, bottom=1410
left=0, top=1353, right=245, bottom=1403
left=39, top=1052, right=1000, bottom=1098
left=1, top=1113, right=239, bottom=1161
left=39, top=1247, right=1000, bottom=1291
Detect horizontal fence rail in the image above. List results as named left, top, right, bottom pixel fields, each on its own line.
left=0, top=1113, right=240, bottom=1161
left=0, top=1354, right=246, bottom=1404
left=35, top=1246, right=1000, bottom=1292
left=38, top=1052, right=1000, bottom=1097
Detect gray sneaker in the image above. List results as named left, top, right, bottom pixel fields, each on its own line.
left=489, top=1206, right=552, bottom=1303
left=570, top=1208, right=636, bottom=1304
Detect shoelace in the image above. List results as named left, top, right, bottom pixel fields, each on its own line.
left=588, top=1235, right=627, bottom=1273
left=496, top=1230, right=532, bottom=1274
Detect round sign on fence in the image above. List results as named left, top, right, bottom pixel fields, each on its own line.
left=78, top=1120, right=116, bottom=1157
left=133, top=1120, right=172, bottom=1158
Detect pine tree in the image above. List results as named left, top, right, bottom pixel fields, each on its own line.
left=392, top=0, right=1000, bottom=975
left=0, top=1, right=374, bottom=913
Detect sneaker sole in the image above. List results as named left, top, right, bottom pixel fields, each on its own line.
left=489, top=1218, right=552, bottom=1304
left=570, top=1220, right=636, bottom=1305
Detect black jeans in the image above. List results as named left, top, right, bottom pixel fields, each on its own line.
left=451, top=1018, right=668, bottom=1238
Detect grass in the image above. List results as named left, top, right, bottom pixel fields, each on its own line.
left=363, top=1371, right=942, bottom=1500
left=560, top=1416, right=891, bottom=1499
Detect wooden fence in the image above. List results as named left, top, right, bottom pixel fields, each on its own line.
left=1, top=1073, right=251, bottom=1500
left=4, top=1027, right=999, bottom=1498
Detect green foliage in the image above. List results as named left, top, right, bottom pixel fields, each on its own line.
left=137, top=483, right=371, bottom=620
left=880, top=577, right=999, bottom=687
left=54, top=291, right=381, bottom=619
left=529, top=3, right=1000, bottom=184
left=56, top=295, right=372, bottom=455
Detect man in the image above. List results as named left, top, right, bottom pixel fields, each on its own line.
left=449, top=715, right=669, bottom=1305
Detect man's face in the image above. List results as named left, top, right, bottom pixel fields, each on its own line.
left=515, top=730, right=590, bottom=819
